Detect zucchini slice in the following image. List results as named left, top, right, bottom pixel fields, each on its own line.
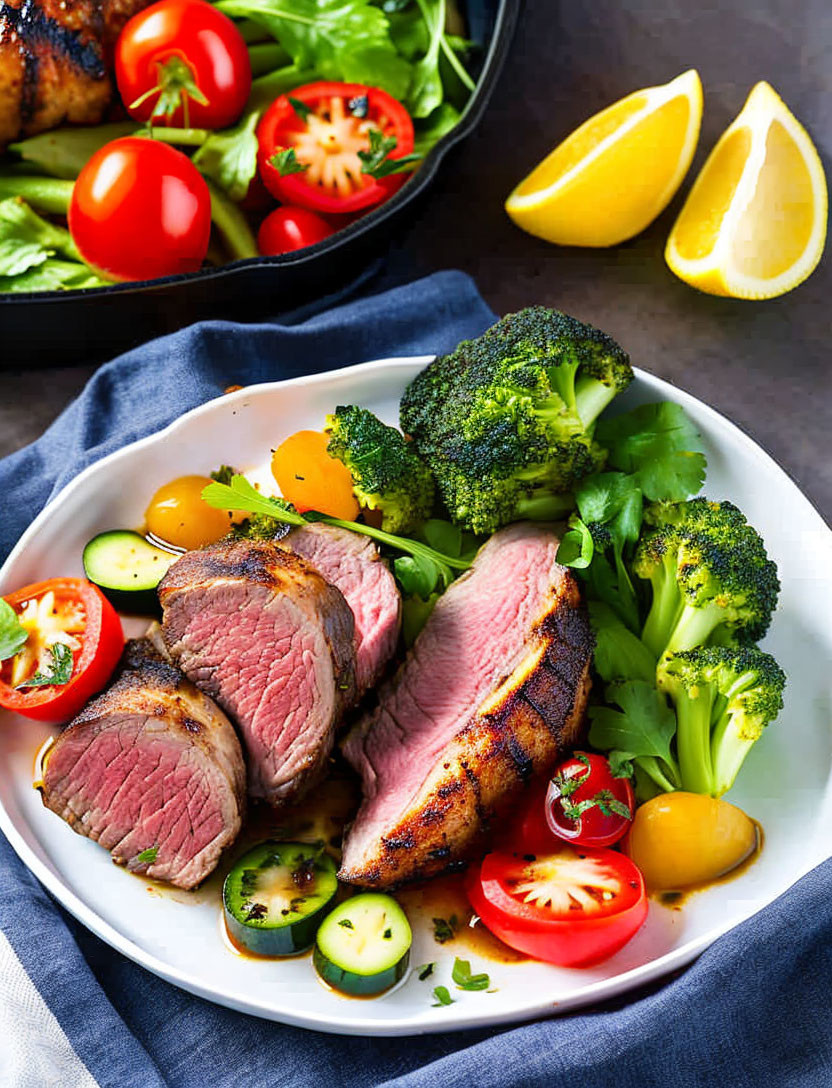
left=223, top=841, right=338, bottom=957
left=82, top=530, right=177, bottom=613
left=313, top=893, right=412, bottom=996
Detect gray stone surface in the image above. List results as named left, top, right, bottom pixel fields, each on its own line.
left=1, top=0, right=830, bottom=520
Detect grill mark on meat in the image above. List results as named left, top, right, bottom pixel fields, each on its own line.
left=339, top=524, right=595, bottom=888
left=3, top=1, right=107, bottom=93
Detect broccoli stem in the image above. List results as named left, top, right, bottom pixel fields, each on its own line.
left=675, top=687, right=717, bottom=795
left=515, top=492, right=575, bottom=522
left=574, top=376, right=620, bottom=430
left=709, top=706, right=755, bottom=798
left=665, top=602, right=728, bottom=657
left=641, top=559, right=683, bottom=658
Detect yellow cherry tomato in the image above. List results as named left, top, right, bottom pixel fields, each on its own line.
left=145, top=475, right=233, bottom=550
left=271, top=430, right=359, bottom=521
left=626, top=792, right=757, bottom=891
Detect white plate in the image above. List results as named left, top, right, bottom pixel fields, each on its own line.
left=1, top=358, right=831, bottom=1036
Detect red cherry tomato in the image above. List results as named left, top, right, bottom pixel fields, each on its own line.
left=69, top=137, right=212, bottom=282
left=257, top=82, right=415, bottom=215
left=466, top=845, right=648, bottom=967
left=115, top=0, right=251, bottom=130
left=0, top=579, right=124, bottom=724
left=257, top=206, right=334, bottom=255
left=545, top=752, right=635, bottom=848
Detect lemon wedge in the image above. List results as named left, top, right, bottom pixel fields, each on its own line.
left=505, top=69, right=703, bottom=247
left=666, top=82, right=828, bottom=298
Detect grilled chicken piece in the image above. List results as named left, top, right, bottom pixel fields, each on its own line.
left=339, top=523, right=593, bottom=888
left=39, top=638, right=246, bottom=890
left=0, top=0, right=149, bottom=148
left=159, top=537, right=357, bottom=808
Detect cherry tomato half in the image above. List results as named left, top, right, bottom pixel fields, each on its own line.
left=545, top=752, right=635, bottom=848
left=69, top=137, right=212, bottom=282
left=466, top=846, right=648, bottom=967
left=257, top=82, right=415, bottom=214
left=271, top=430, right=360, bottom=520
left=145, top=475, right=234, bottom=550
left=115, top=0, right=251, bottom=130
left=257, top=206, right=334, bottom=255
left=0, top=579, right=124, bottom=724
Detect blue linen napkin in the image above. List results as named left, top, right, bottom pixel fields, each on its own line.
left=2, top=270, right=831, bottom=1088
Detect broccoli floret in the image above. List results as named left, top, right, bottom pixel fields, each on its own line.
left=232, top=513, right=289, bottom=541
left=633, top=498, right=780, bottom=659
left=324, top=405, right=434, bottom=535
left=658, top=646, right=786, bottom=796
left=399, top=307, right=633, bottom=534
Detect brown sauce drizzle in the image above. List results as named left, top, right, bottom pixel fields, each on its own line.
left=655, top=819, right=764, bottom=910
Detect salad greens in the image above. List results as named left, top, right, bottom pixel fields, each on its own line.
left=0, top=600, right=28, bottom=662
left=0, top=0, right=477, bottom=293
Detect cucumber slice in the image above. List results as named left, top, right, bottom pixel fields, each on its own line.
left=223, top=841, right=338, bottom=957
left=313, top=893, right=412, bottom=996
left=83, top=530, right=177, bottom=613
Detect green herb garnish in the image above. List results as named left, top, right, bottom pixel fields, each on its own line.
left=288, top=96, right=313, bottom=122
left=418, top=962, right=435, bottom=980
left=338, top=918, right=354, bottom=929
left=16, top=642, right=73, bottom=689
left=270, top=148, right=309, bottom=176
left=0, top=600, right=27, bottom=662
left=451, top=957, right=490, bottom=992
left=358, top=128, right=421, bottom=179
left=137, top=846, right=159, bottom=865
left=432, top=915, right=457, bottom=944
left=431, top=985, right=454, bottom=1006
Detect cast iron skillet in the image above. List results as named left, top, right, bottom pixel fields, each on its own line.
left=0, top=0, right=519, bottom=367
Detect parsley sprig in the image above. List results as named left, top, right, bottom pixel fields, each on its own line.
left=271, top=148, right=309, bottom=176
left=358, top=128, right=421, bottom=179
left=16, top=642, right=73, bottom=689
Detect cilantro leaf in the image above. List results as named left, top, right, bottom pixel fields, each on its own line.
left=16, top=643, right=74, bottom=689
left=596, top=402, right=707, bottom=502
left=215, top=0, right=412, bottom=100
left=451, top=957, right=490, bottom=991
left=432, top=985, right=454, bottom=1006
left=193, top=111, right=261, bottom=201
left=588, top=680, right=677, bottom=770
left=137, top=846, right=159, bottom=865
left=358, top=128, right=421, bottom=179
left=0, top=600, right=28, bottom=662
left=270, top=147, right=309, bottom=175
left=588, top=601, right=656, bottom=684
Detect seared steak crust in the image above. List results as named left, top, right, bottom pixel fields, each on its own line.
left=159, top=537, right=357, bottom=807
left=339, top=524, right=593, bottom=888
left=39, top=638, right=245, bottom=889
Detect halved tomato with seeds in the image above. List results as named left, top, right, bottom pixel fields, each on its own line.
left=466, top=845, right=647, bottom=967
left=257, top=82, right=415, bottom=215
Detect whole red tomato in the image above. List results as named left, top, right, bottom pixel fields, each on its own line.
left=69, top=137, right=212, bottom=282
left=466, top=845, right=647, bottom=967
left=0, top=579, right=124, bottom=724
left=257, top=206, right=334, bottom=255
left=257, top=82, right=415, bottom=215
left=545, top=752, right=635, bottom=848
left=115, top=0, right=251, bottom=129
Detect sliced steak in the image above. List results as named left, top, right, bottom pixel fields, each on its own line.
left=278, top=523, right=401, bottom=695
left=39, top=638, right=245, bottom=890
left=339, top=523, right=593, bottom=888
left=159, top=537, right=356, bottom=807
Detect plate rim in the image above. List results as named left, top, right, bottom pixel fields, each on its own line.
left=1, top=356, right=831, bottom=1036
